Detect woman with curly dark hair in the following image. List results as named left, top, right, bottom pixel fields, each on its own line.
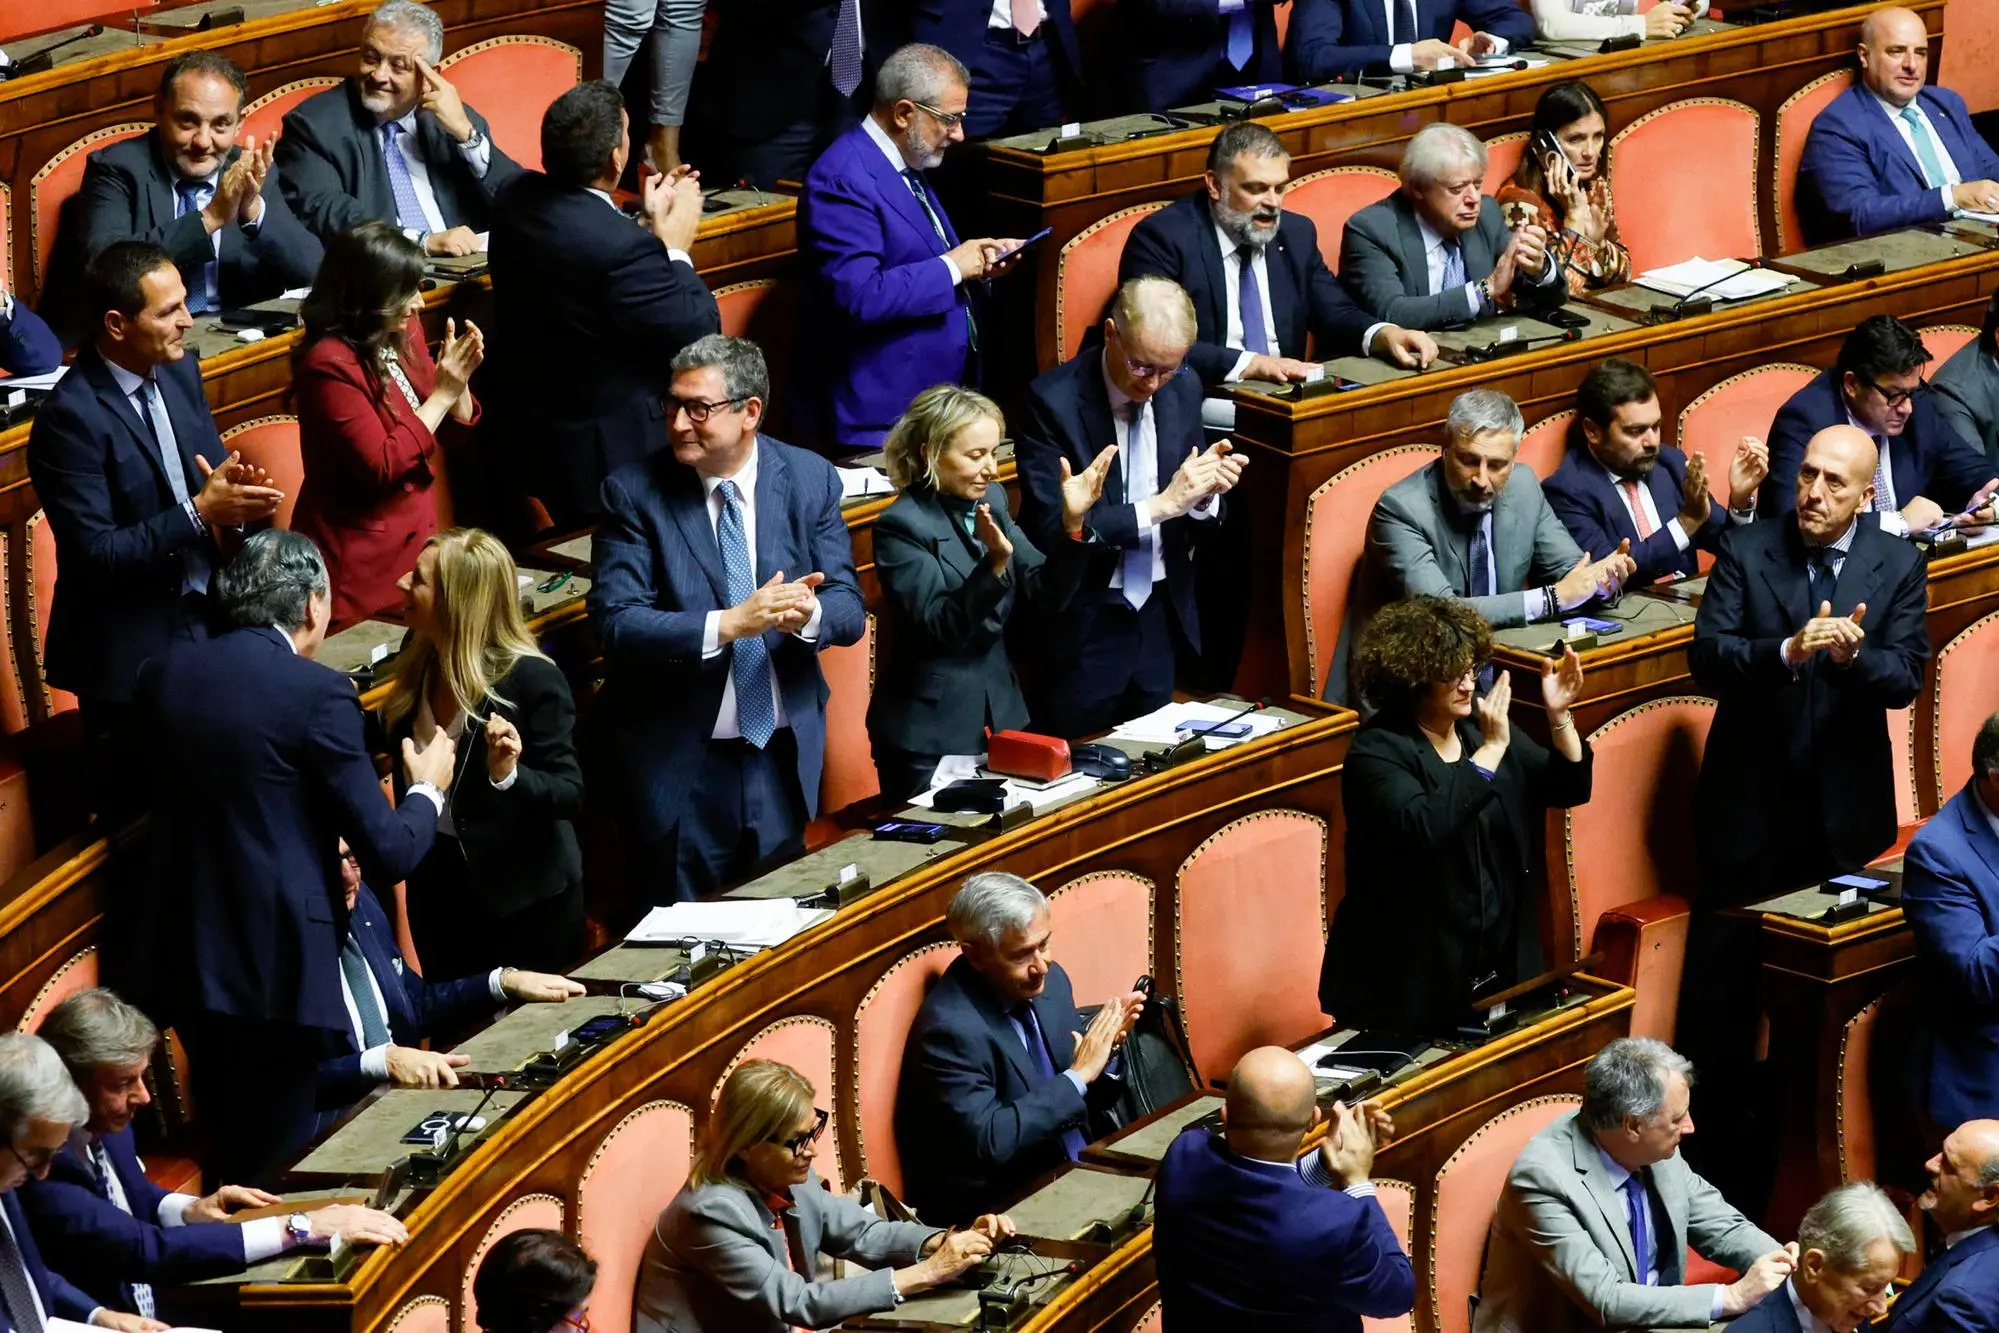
left=473, top=1229, right=596, bottom=1332
left=1319, top=596, right=1592, bottom=1034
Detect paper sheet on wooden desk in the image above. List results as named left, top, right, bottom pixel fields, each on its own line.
left=1108, top=700, right=1285, bottom=747
left=1635, top=258, right=1795, bottom=301
left=625, top=898, right=832, bottom=948
left=838, top=466, right=895, bottom=501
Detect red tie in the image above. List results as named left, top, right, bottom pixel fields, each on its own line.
left=1620, top=478, right=1656, bottom=539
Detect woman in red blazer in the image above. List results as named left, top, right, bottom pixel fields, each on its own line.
left=292, top=221, right=483, bottom=627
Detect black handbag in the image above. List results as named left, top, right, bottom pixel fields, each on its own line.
left=1088, top=975, right=1201, bottom=1132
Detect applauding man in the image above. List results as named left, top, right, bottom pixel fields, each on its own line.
left=79, top=51, right=322, bottom=317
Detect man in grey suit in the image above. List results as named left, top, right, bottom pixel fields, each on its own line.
left=1340, top=122, right=1564, bottom=329
left=1325, top=389, right=1635, bottom=703
left=1933, top=294, right=1999, bottom=463
left=1473, top=1037, right=1798, bottom=1333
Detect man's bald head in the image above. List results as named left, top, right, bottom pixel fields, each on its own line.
left=1795, top=425, right=1879, bottom=543
left=1921, top=1119, right=1999, bottom=1236
left=1857, top=7, right=1930, bottom=107
left=1223, top=1047, right=1318, bottom=1160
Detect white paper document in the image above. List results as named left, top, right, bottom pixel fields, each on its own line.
left=1108, top=700, right=1286, bottom=748
left=1634, top=257, right=1794, bottom=302
left=908, top=766, right=1100, bottom=813
left=2, top=366, right=68, bottom=393
left=1960, top=209, right=1999, bottom=224
left=625, top=899, right=832, bottom=948
left=837, top=466, right=896, bottom=500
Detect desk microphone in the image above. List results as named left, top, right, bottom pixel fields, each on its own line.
left=1152, top=697, right=1269, bottom=770
left=1183, top=695, right=1269, bottom=741
left=1460, top=328, right=1581, bottom=362
left=436, top=1079, right=503, bottom=1162
left=9, top=25, right=104, bottom=78
left=1648, top=258, right=1764, bottom=323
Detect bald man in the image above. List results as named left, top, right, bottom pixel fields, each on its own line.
left=1885, top=1120, right=1999, bottom=1331
left=1798, top=6, right=1999, bottom=243
left=1153, top=1047, right=1414, bottom=1331
left=1681, top=424, right=1932, bottom=1209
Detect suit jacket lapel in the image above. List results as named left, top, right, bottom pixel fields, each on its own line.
left=1892, top=1227, right=1995, bottom=1319
left=859, top=135, right=952, bottom=256
left=354, top=903, right=418, bottom=1039
left=348, top=82, right=396, bottom=220
left=1866, top=88, right=1932, bottom=191
left=1195, top=209, right=1228, bottom=337
left=1828, top=528, right=1887, bottom=620
left=1268, top=233, right=1298, bottom=350
left=1392, top=197, right=1430, bottom=297
left=914, top=490, right=979, bottom=583
left=1080, top=364, right=1124, bottom=499
left=1426, top=464, right=1472, bottom=591
left=666, top=465, right=728, bottom=604
left=1032, top=988, right=1078, bottom=1072
left=1568, top=1121, right=1642, bottom=1278
left=83, top=354, right=177, bottom=494
left=144, top=135, right=179, bottom=234
left=964, top=969, right=1039, bottom=1089
left=1760, top=525, right=1814, bottom=630
left=753, top=440, right=787, bottom=584
left=1954, top=787, right=1999, bottom=887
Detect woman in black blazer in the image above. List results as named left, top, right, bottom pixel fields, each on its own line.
left=1320, top=596, right=1592, bottom=1035
left=868, top=386, right=1116, bottom=801
left=384, top=527, right=585, bottom=978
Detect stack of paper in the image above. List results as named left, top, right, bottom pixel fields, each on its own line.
left=908, top=768, right=1099, bottom=813
left=625, top=899, right=832, bottom=948
left=1634, top=258, right=1794, bottom=302
left=838, top=466, right=896, bottom=501
left=1108, top=701, right=1286, bottom=749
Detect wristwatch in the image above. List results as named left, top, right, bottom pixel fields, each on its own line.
left=286, top=1212, right=313, bottom=1247
left=460, top=128, right=487, bottom=155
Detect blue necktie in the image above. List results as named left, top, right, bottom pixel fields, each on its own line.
left=1624, top=1172, right=1654, bottom=1285
left=1441, top=240, right=1467, bottom=294
left=380, top=121, right=430, bottom=232
left=829, top=0, right=863, bottom=96
left=172, top=179, right=218, bottom=313
left=1393, top=0, right=1417, bottom=43
left=1012, top=1002, right=1088, bottom=1161
left=341, top=934, right=392, bottom=1049
left=1237, top=247, right=1270, bottom=355
left=1119, top=403, right=1155, bottom=610
left=1468, top=516, right=1493, bottom=598
left=717, top=480, right=777, bottom=749
left=136, top=379, right=209, bottom=595
left=1226, top=7, right=1253, bottom=69
left=1900, top=105, right=1950, bottom=190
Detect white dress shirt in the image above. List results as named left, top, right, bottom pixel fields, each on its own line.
left=1101, top=358, right=1218, bottom=592
left=1784, top=1276, right=1835, bottom=1333
left=86, top=1135, right=291, bottom=1263
left=1871, top=88, right=1962, bottom=215
left=1388, top=0, right=1507, bottom=73
left=585, top=188, right=693, bottom=269
left=338, top=927, right=509, bottom=1080
left=1416, top=211, right=1488, bottom=314
left=1215, top=221, right=1281, bottom=383
left=1592, top=1144, right=1728, bottom=1323
left=386, top=106, right=493, bottom=241
left=697, top=439, right=825, bottom=739
left=859, top=114, right=963, bottom=287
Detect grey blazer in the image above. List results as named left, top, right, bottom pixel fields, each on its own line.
left=1325, top=460, right=1582, bottom=703
left=1471, top=1112, right=1779, bottom=1333
left=1338, top=192, right=1559, bottom=329
left=635, top=1171, right=939, bottom=1333
left=1931, top=338, right=1999, bottom=464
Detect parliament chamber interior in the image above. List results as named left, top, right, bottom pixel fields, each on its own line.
left=1, top=0, right=1998, bottom=1329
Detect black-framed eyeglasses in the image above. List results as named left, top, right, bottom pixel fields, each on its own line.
left=910, top=100, right=967, bottom=130
left=668, top=395, right=749, bottom=424
left=770, top=1108, right=830, bottom=1155
left=1856, top=373, right=1927, bottom=409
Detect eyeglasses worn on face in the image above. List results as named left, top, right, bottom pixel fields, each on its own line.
left=1118, top=349, right=1185, bottom=383
left=910, top=100, right=967, bottom=130
left=1858, top=373, right=1926, bottom=409
left=6, top=1141, right=54, bottom=1177
left=770, top=1107, right=831, bottom=1155
left=668, top=396, right=748, bottom=424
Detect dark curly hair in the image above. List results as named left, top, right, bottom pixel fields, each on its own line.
left=1353, top=596, right=1493, bottom=716
left=472, top=1230, right=595, bottom=1333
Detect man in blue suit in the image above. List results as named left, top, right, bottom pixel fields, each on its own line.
left=0, top=289, right=59, bottom=376
left=1727, top=1182, right=1914, bottom=1333
left=589, top=335, right=865, bottom=904
left=798, top=43, right=1022, bottom=453
left=1288, top=0, right=1534, bottom=83
left=23, top=988, right=409, bottom=1319
left=1885, top=1119, right=1999, bottom=1332
left=1111, top=0, right=1285, bottom=113
left=897, top=874, right=1145, bottom=1225
left=26, top=242, right=284, bottom=818
left=1798, top=6, right=1999, bottom=245
left=1904, top=712, right=1999, bottom=1133
left=1762, top=315, right=1997, bottom=532
left=913, top=0, right=1080, bottom=138
left=131, top=529, right=457, bottom=1187
left=1544, top=358, right=1767, bottom=586
left=1155, top=1046, right=1413, bottom=1331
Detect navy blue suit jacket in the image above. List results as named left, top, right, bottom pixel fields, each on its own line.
left=896, top=956, right=1111, bottom=1226
left=18, top=1126, right=246, bottom=1315
left=25, top=346, right=224, bottom=703
left=0, top=1190, right=96, bottom=1327
left=1760, top=368, right=1992, bottom=518
left=1288, top=0, right=1536, bottom=81
left=913, top=0, right=1081, bottom=78
left=1542, top=444, right=1727, bottom=586
left=586, top=436, right=865, bottom=842
left=132, top=626, right=439, bottom=1030
left=1884, top=1224, right=1999, bottom=1332
left=316, top=881, right=498, bottom=1110
left=1724, top=1285, right=1812, bottom=1332
left=1902, top=783, right=1999, bottom=1128
left=0, top=299, right=59, bottom=376
left=1112, top=0, right=1284, bottom=113
left=1119, top=192, right=1376, bottom=386
left=1154, top=1130, right=1415, bottom=1331
left=1799, top=84, right=1999, bottom=244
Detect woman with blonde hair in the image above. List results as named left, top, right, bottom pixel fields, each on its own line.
left=384, top=527, right=584, bottom=977
left=636, top=1060, right=1011, bottom=1333
left=868, top=384, right=1117, bottom=800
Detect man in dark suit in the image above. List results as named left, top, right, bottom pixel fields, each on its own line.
left=1886, top=1120, right=1999, bottom=1332
left=0, top=288, right=59, bottom=376
left=488, top=81, right=719, bottom=529
left=26, top=242, right=283, bottom=816
left=1903, top=711, right=1999, bottom=1134
left=1111, top=0, right=1284, bottom=113
left=1685, top=424, right=1930, bottom=1211
left=78, top=51, right=322, bottom=318
left=1728, top=1182, right=1914, bottom=1333
left=131, top=529, right=457, bottom=1187
left=275, top=0, right=519, bottom=251
left=1014, top=276, right=1246, bottom=738
left=588, top=335, right=865, bottom=903
left=23, top=988, right=408, bottom=1319
left=1288, top=0, right=1535, bottom=82
left=897, top=873, right=1145, bottom=1226
left=1155, top=1046, right=1413, bottom=1331
left=1340, top=123, right=1562, bottom=330
left=1544, top=358, right=1767, bottom=586
left=1799, top=6, right=1999, bottom=244
left=1763, top=315, right=1996, bottom=532
left=913, top=0, right=1079, bottom=138
left=798, top=43, right=1020, bottom=452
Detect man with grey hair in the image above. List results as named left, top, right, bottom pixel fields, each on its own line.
left=1473, top=1037, right=1797, bottom=1332
left=1016, top=275, right=1247, bottom=736
left=896, top=873, right=1146, bottom=1224
left=129, top=529, right=457, bottom=1187
left=1727, top=1182, right=1912, bottom=1332
left=20, top=988, right=409, bottom=1319
left=1340, top=122, right=1563, bottom=330
left=277, top=0, right=520, bottom=249
left=800, top=43, right=1026, bottom=451
left=1885, top=1119, right=1999, bottom=1330
left=1327, top=387, right=1635, bottom=702
left=590, top=335, right=864, bottom=903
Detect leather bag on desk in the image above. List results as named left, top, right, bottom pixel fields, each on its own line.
left=1084, top=987, right=1201, bottom=1133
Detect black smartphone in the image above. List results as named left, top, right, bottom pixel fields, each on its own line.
left=988, top=227, right=1054, bottom=267
left=568, top=1014, right=631, bottom=1045
left=873, top=820, right=950, bottom=844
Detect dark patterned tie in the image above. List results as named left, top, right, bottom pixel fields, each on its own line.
left=829, top=0, right=863, bottom=97
left=0, top=1211, right=44, bottom=1333
left=88, top=1145, right=154, bottom=1318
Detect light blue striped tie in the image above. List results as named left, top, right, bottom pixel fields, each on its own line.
left=1226, top=7, right=1253, bottom=69
left=717, top=481, right=776, bottom=748
left=381, top=121, right=430, bottom=232
left=1900, top=106, right=1950, bottom=190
